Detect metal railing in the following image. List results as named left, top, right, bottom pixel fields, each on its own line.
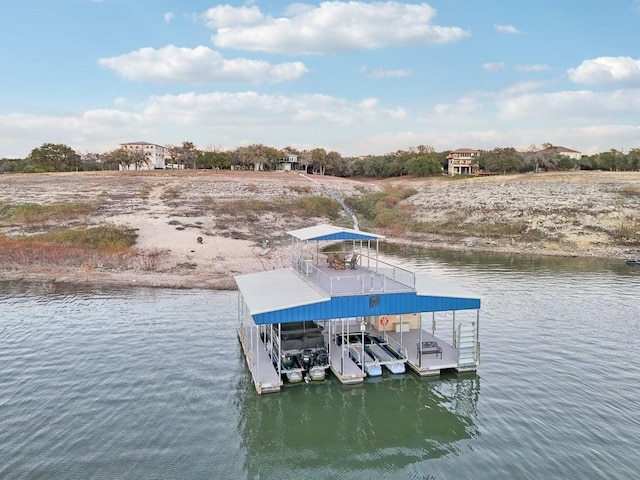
left=293, top=254, right=415, bottom=296
left=380, top=332, right=409, bottom=360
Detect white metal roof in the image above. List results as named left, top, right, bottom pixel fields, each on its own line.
left=287, top=224, right=385, bottom=241
left=234, top=268, right=330, bottom=315
left=415, top=274, right=480, bottom=300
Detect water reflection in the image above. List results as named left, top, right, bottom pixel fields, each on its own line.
left=381, top=244, right=640, bottom=277
left=239, top=374, right=480, bottom=478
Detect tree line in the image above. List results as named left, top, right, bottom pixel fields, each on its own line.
left=1, top=141, right=639, bottom=177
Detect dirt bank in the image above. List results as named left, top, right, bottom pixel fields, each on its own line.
left=1, top=170, right=638, bottom=289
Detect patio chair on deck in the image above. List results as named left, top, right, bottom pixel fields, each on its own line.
left=326, top=252, right=336, bottom=266
left=348, top=253, right=359, bottom=269
left=330, top=252, right=347, bottom=270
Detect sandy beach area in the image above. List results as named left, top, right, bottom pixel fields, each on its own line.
left=1, top=169, right=639, bottom=289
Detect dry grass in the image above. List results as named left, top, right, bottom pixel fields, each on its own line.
left=0, top=201, right=98, bottom=225
left=0, top=226, right=143, bottom=270
left=618, top=185, right=640, bottom=198
left=203, top=195, right=341, bottom=222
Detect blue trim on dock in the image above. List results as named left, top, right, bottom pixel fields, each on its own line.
left=251, top=292, right=480, bottom=325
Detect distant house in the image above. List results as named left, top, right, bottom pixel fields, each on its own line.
left=543, top=145, right=582, bottom=161
left=119, top=142, right=166, bottom=170
left=276, top=153, right=300, bottom=172
left=447, top=148, right=479, bottom=175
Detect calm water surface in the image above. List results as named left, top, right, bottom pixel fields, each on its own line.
left=1, top=251, right=639, bottom=479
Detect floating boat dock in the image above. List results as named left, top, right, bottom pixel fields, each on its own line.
left=235, top=224, right=481, bottom=394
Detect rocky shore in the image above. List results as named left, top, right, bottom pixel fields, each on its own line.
left=1, top=170, right=639, bottom=289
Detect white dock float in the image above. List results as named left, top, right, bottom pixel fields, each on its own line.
left=237, top=326, right=283, bottom=394
left=328, top=339, right=366, bottom=384
left=374, top=327, right=461, bottom=377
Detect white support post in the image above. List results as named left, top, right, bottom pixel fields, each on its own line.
left=452, top=311, right=457, bottom=348
left=432, top=312, right=436, bottom=335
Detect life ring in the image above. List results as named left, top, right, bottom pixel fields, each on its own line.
left=381, top=316, right=389, bottom=326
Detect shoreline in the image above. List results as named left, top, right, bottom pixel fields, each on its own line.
left=1, top=236, right=630, bottom=291
left=1, top=170, right=638, bottom=289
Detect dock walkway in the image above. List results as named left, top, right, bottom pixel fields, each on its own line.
left=238, top=326, right=282, bottom=394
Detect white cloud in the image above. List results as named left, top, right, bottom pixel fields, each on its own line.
left=141, top=91, right=400, bottom=127
left=98, top=45, right=308, bottom=84
left=567, top=56, right=640, bottom=86
left=360, top=66, right=412, bottom=79
left=483, top=62, right=505, bottom=72
left=164, top=12, right=175, bottom=23
left=496, top=88, right=640, bottom=120
left=0, top=91, right=407, bottom=156
left=433, top=97, right=481, bottom=116
left=205, top=2, right=470, bottom=54
left=500, top=79, right=555, bottom=95
left=515, top=64, right=549, bottom=72
left=283, top=3, right=316, bottom=16
left=494, top=24, right=521, bottom=34
left=200, top=5, right=265, bottom=28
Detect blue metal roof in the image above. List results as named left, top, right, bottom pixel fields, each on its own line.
left=250, top=290, right=480, bottom=325
left=236, top=269, right=480, bottom=325
left=236, top=223, right=479, bottom=326
left=287, top=224, right=384, bottom=242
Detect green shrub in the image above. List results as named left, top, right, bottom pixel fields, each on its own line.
left=345, top=192, right=387, bottom=221
left=296, top=196, right=341, bottom=219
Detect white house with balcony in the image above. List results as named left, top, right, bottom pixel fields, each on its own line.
left=447, top=148, right=479, bottom=175
left=276, top=153, right=300, bottom=172
left=119, top=142, right=166, bottom=170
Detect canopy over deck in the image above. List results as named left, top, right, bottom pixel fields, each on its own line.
left=235, top=224, right=479, bottom=326
left=235, top=268, right=330, bottom=316
left=235, top=269, right=480, bottom=325
left=287, top=224, right=384, bottom=242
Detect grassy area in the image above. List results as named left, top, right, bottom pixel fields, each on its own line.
left=345, top=187, right=417, bottom=232
left=30, top=225, right=138, bottom=252
left=346, top=188, right=554, bottom=242
left=0, top=201, right=98, bottom=224
left=0, top=226, right=140, bottom=270
left=202, top=195, right=342, bottom=223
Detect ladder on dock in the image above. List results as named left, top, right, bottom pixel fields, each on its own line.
left=456, top=322, right=478, bottom=372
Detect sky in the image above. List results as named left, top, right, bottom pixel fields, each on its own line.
left=1, top=0, right=640, bottom=158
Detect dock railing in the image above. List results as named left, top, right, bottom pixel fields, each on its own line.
left=293, top=254, right=415, bottom=296
left=381, top=332, right=409, bottom=359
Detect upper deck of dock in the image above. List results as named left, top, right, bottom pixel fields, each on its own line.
left=293, top=252, right=415, bottom=296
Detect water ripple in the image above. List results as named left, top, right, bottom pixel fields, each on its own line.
left=1, top=262, right=639, bottom=479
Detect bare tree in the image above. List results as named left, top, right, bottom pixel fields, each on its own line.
left=129, top=150, right=152, bottom=170
left=234, top=144, right=272, bottom=171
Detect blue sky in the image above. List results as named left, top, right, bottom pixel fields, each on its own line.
left=1, top=0, right=640, bottom=158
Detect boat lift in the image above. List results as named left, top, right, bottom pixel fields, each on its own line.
left=235, top=224, right=481, bottom=394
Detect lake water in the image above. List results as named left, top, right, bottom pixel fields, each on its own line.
left=1, top=251, right=639, bottom=479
